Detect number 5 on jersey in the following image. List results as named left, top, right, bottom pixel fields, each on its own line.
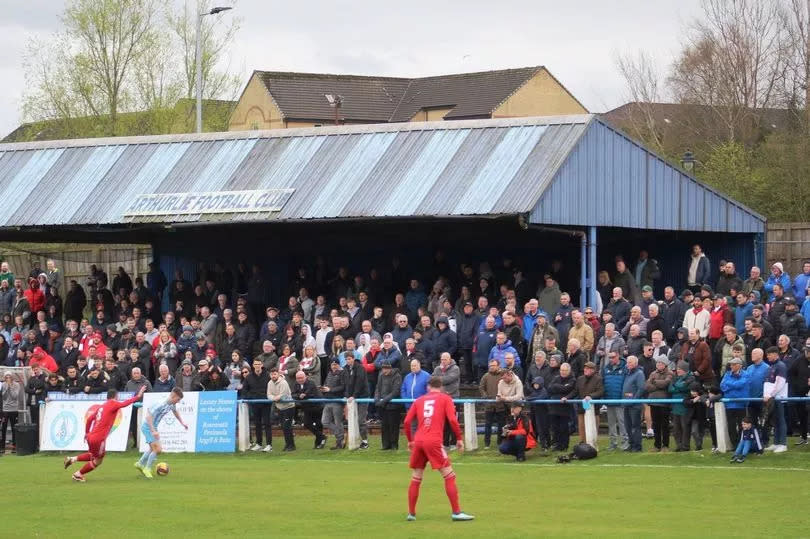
left=423, top=399, right=435, bottom=417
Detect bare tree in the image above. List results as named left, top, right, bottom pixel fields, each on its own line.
left=168, top=0, right=242, bottom=102
left=613, top=51, right=668, bottom=153
left=784, top=0, right=810, bottom=128
left=668, top=0, right=791, bottom=145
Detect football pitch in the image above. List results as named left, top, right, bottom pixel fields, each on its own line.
left=9, top=438, right=810, bottom=538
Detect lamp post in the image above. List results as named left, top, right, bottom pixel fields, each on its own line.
left=196, top=6, right=233, bottom=133
left=680, top=150, right=696, bottom=173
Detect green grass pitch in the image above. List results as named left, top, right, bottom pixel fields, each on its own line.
left=9, top=436, right=810, bottom=538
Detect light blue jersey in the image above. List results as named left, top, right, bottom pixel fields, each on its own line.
left=141, top=400, right=176, bottom=444
left=147, top=400, right=176, bottom=429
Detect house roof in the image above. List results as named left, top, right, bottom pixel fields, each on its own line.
left=602, top=101, right=795, bottom=131
left=0, top=114, right=764, bottom=233
left=253, top=66, right=582, bottom=123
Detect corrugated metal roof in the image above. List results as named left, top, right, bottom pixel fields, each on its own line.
left=0, top=115, right=765, bottom=233
left=530, top=120, right=766, bottom=233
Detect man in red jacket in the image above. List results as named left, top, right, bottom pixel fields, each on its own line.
left=499, top=402, right=536, bottom=461
left=24, top=278, right=45, bottom=319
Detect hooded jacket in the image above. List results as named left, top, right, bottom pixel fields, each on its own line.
left=720, top=369, right=750, bottom=409
left=433, top=317, right=457, bottom=358
left=488, top=340, right=521, bottom=368
left=527, top=376, right=548, bottom=400
left=537, top=283, right=561, bottom=320
left=474, top=326, right=498, bottom=368
left=24, top=280, right=45, bottom=316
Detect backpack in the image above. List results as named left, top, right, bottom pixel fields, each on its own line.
left=572, top=442, right=598, bottom=460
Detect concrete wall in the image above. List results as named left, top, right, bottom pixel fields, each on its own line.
left=493, top=69, right=588, bottom=117
left=228, top=75, right=284, bottom=131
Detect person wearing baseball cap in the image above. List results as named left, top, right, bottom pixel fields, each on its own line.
left=375, top=359, right=402, bottom=450
left=499, top=401, right=536, bottom=462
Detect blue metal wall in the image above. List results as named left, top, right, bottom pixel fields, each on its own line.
left=530, top=120, right=765, bottom=234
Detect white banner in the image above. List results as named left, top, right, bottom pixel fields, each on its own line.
left=138, top=392, right=199, bottom=453
left=40, top=400, right=132, bottom=452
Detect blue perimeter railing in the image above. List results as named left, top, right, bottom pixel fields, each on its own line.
left=54, top=397, right=809, bottom=408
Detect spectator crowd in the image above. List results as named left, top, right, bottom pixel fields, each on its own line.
left=0, top=248, right=809, bottom=459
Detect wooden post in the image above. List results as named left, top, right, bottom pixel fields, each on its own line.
left=347, top=399, right=360, bottom=450
left=237, top=402, right=250, bottom=452
left=714, top=402, right=732, bottom=453
left=463, top=402, right=478, bottom=450
left=585, top=406, right=599, bottom=449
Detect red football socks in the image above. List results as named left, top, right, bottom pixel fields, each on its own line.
left=408, top=477, right=422, bottom=515
left=76, top=453, right=92, bottom=462
left=79, top=462, right=96, bottom=475
left=443, top=472, right=460, bottom=514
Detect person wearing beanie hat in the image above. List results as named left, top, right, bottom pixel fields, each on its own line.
left=668, top=360, right=695, bottom=451
left=764, top=262, right=791, bottom=299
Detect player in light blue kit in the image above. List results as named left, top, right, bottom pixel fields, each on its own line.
left=135, top=387, right=188, bottom=478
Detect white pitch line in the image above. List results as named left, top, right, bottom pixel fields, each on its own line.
left=257, top=457, right=810, bottom=473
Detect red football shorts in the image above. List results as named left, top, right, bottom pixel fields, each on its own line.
left=86, top=436, right=106, bottom=459
left=409, top=440, right=450, bottom=470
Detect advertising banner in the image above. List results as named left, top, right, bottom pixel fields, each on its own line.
left=40, top=400, right=132, bottom=451
left=138, top=391, right=236, bottom=453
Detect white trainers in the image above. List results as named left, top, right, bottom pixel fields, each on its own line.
left=249, top=443, right=261, bottom=451
left=262, top=444, right=273, bottom=452
left=764, top=444, right=776, bottom=451
left=773, top=445, right=788, bottom=453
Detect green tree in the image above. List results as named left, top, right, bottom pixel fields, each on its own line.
left=21, top=0, right=240, bottom=138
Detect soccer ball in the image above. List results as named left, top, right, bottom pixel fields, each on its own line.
left=156, top=462, right=169, bottom=476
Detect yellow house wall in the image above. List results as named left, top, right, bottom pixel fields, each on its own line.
left=409, top=107, right=454, bottom=122
left=493, top=69, right=587, bottom=117
left=228, top=75, right=284, bottom=131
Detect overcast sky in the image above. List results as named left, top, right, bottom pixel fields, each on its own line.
left=0, top=0, right=704, bottom=138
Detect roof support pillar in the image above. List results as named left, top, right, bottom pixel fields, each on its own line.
left=580, top=231, right=587, bottom=310
left=588, top=226, right=598, bottom=311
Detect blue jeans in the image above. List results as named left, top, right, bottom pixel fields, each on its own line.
left=623, top=405, right=642, bottom=451
left=499, top=435, right=527, bottom=460
left=734, top=439, right=751, bottom=457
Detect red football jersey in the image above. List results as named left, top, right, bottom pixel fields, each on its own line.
left=403, top=391, right=461, bottom=443
left=85, top=394, right=140, bottom=440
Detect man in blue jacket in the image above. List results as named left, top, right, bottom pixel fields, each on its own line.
left=764, top=262, right=791, bottom=299
left=622, top=355, right=646, bottom=452
left=473, top=317, right=498, bottom=382
left=734, top=293, right=754, bottom=335
left=687, top=245, right=711, bottom=294
left=720, top=357, right=750, bottom=446
left=793, top=261, right=810, bottom=303
left=489, top=332, right=521, bottom=369
left=745, top=348, right=770, bottom=446
left=602, top=351, right=628, bottom=450
left=401, top=358, right=430, bottom=408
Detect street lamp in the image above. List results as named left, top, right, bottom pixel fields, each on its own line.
left=680, top=150, right=696, bottom=173
left=325, top=94, right=343, bottom=125
left=196, top=6, right=233, bottom=133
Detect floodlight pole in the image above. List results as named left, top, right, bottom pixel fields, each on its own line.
left=196, top=6, right=234, bottom=133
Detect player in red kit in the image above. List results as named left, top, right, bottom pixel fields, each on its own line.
left=63, top=387, right=146, bottom=482
left=403, top=376, right=474, bottom=522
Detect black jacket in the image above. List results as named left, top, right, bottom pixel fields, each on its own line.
left=80, top=373, right=109, bottom=394
left=25, top=374, right=47, bottom=406
left=547, top=374, right=576, bottom=416
left=243, top=370, right=270, bottom=399
left=293, top=378, right=323, bottom=408
left=455, top=313, right=480, bottom=349
left=64, top=376, right=82, bottom=394
left=104, top=367, right=125, bottom=391
left=343, top=362, right=369, bottom=398
left=779, top=312, right=807, bottom=348
left=374, top=370, right=402, bottom=409
left=788, top=356, right=810, bottom=396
